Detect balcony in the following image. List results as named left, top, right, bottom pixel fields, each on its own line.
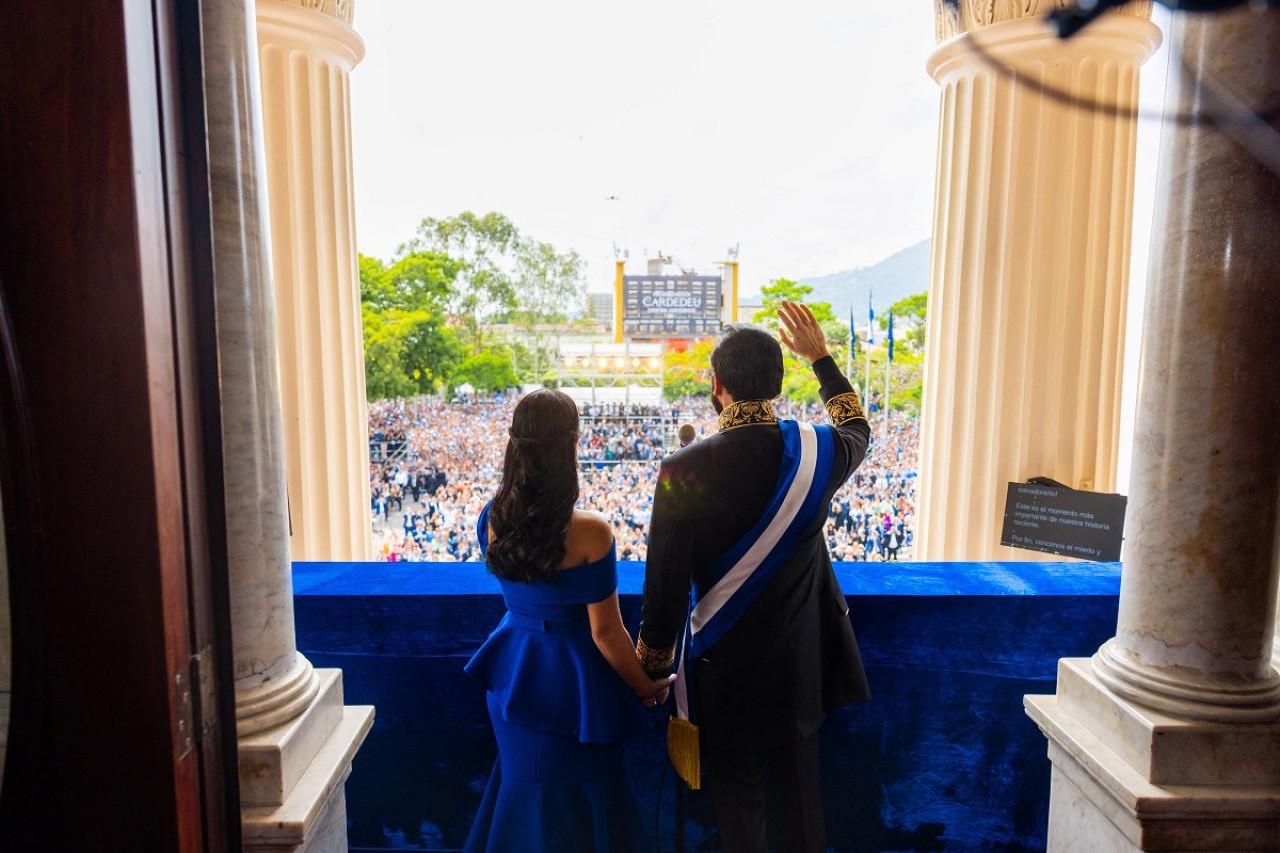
left=294, top=558, right=1121, bottom=852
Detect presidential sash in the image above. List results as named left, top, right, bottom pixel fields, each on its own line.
left=668, top=419, right=835, bottom=788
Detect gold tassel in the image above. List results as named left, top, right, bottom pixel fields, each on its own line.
left=667, top=717, right=701, bottom=790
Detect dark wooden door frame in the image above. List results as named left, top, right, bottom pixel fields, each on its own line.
left=0, top=0, right=240, bottom=849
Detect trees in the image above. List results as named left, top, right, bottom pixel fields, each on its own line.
left=884, top=291, right=927, bottom=351
left=511, top=239, right=585, bottom=383
left=358, top=251, right=463, bottom=400
left=397, top=212, right=586, bottom=381
left=360, top=212, right=587, bottom=396
left=399, top=212, right=521, bottom=353
left=751, top=278, right=848, bottom=404
left=454, top=348, right=519, bottom=394
left=661, top=339, right=714, bottom=402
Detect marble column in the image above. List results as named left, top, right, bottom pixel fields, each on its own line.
left=917, top=2, right=1159, bottom=560
left=1026, top=7, right=1280, bottom=850
left=200, top=1, right=372, bottom=850
left=256, top=0, right=371, bottom=562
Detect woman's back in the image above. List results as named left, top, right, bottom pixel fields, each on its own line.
left=467, top=502, right=646, bottom=744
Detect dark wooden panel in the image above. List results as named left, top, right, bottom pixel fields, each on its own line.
left=0, top=0, right=236, bottom=848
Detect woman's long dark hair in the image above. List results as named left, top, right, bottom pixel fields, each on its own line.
left=486, top=388, right=581, bottom=583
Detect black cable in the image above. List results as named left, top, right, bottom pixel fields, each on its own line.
left=939, top=0, right=1264, bottom=35
left=1047, top=0, right=1256, bottom=39
left=955, top=20, right=1280, bottom=128
left=956, top=21, right=1280, bottom=179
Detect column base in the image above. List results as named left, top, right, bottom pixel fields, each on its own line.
left=240, top=669, right=344, bottom=805
left=1026, top=659, right=1280, bottom=852
left=240, top=668, right=374, bottom=852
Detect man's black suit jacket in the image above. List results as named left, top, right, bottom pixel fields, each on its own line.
left=639, top=356, right=872, bottom=751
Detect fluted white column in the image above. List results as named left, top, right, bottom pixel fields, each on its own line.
left=918, top=6, right=1159, bottom=560
left=257, top=0, right=371, bottom=562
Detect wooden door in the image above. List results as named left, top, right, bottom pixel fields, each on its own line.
left=0, top=1, right=240, bottom=849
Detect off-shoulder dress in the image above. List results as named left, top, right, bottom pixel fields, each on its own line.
left=462, top=502, right=649, bottom=853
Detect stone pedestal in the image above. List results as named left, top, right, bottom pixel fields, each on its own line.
left=240, top=670, right=373, bottom=853
left=1027, top=7, right=1280, bottom=850
left=257, top=0, right=371, bottom=562
left=918, top=7, right=1159, bottom=560
left=1028, top=662, right=1280, bottom=852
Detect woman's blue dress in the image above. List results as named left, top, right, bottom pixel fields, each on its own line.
left=463, top=504, right=650, bottom=853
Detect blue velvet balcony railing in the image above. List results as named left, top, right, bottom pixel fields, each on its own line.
left=293, top=560, right=1122, bottom=852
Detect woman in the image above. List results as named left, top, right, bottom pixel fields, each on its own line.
left=464, top=389, right=672, bottom=853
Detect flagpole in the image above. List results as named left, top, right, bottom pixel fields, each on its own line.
left=845, top=310, right=852, bottom=380
left=883, top=345, right=890, bottom=438
left=883, top=310, right=894, bottom=438
left=864, top=335, right=872, bottom=407
left=864, top=291, right=873, bottom=407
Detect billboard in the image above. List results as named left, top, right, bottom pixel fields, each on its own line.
left=621, top=275, right=722, bottom=337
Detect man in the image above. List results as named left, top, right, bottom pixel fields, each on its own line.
left=636, top=301, right=871, bottom=853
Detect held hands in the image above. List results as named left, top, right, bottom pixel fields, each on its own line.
left=778, top=300, right=830, bottom=364
left=642, top=674, right=677, bottom=708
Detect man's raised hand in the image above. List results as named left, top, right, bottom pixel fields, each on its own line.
left=778, top=300, right=830, bottom=364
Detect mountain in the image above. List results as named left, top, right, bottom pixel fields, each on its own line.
left=798, top=238, right=930, bottom=320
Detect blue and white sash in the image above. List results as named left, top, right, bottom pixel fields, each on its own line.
left=672, top=419, right=835, bottom=726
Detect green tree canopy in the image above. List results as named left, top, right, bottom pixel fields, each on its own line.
left=362, top=306, right=462, bottom=399
left=748, top=278, right=849, bottom=403
left=360, top=250, right=460, bottom=312
left=401, top=211, right=522, bottom=350
left=661, top=339, right=714, bottom=402
left=359, top=251, right=464, bottom=400
left=454, top=348, right=520, bottom=394
left=510, top=239, right=586, bottom=381
left=882, top=291, right=928, bottom=351
left=361, top=211, right=594, bottom=395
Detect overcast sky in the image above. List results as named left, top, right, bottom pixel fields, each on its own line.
left=349, top=1, right=942, bottom=295
left=348, top=3, right=1178, bottom=496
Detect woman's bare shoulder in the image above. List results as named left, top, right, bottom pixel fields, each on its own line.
left=564, top=510, right=615, bottom=565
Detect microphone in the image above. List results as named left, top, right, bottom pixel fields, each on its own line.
left=678, top=423, right=696, bottom=447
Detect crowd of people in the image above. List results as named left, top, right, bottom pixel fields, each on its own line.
left=368, top=394, right=920, bottom=563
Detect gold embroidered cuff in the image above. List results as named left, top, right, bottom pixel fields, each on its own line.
left=636, top=637, right=676, bottom=674
left=825, top=391, right=868, bottom=426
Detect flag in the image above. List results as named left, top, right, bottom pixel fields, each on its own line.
left=887, top=311, right=895, bottom=362
left=867, top=292, right=875, bottom=346
left=849, top=307, right=857, bottom=350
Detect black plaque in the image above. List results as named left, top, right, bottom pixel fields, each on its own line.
left=1000, top=482, right=1127, bottom=561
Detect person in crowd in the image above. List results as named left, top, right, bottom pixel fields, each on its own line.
left=635, top=304, right=872, bottom=853
left=365, top=382, right=921, bottom=564
left=462, top=389, right=673, bottom=853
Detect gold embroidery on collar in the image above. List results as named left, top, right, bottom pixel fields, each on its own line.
left=718, top=399, right=778, bottom=432
left=825, top=391, right=868, bottom=426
